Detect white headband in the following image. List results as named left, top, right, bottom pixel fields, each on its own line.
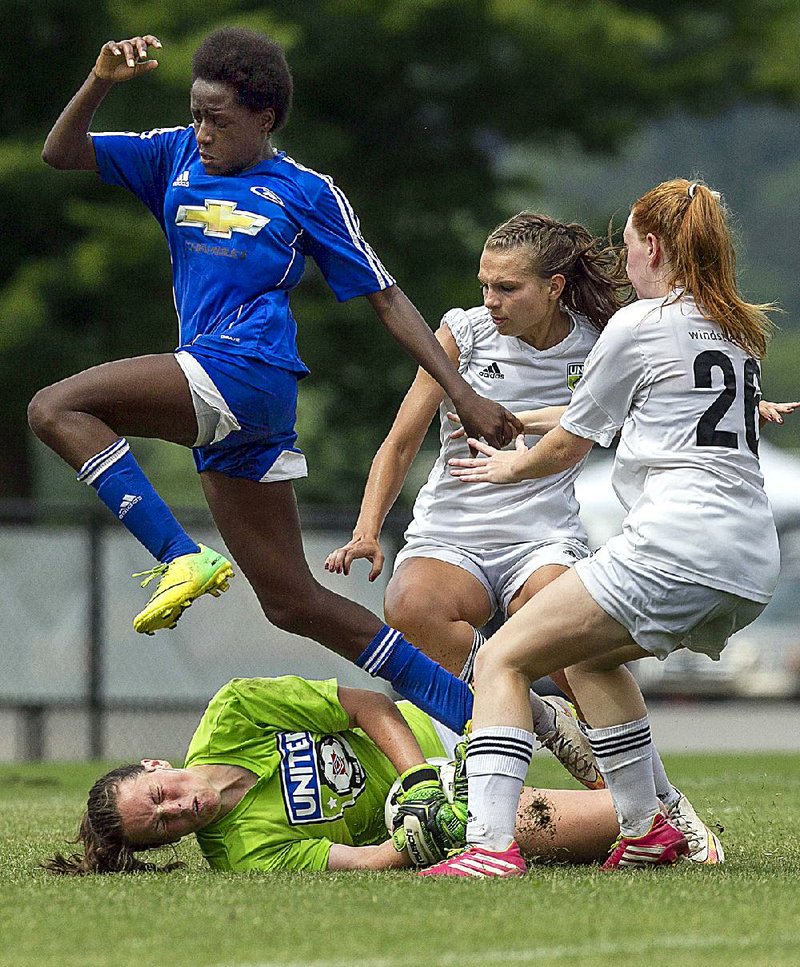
left=688, top=181, right=721, bottom=201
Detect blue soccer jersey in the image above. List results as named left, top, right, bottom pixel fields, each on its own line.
left=91, top=126, right=395, bottom=375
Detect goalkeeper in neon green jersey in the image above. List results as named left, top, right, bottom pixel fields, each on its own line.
left=45, top=676, right=618, bottom=875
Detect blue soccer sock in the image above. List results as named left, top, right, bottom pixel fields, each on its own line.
left=356, top=625, right=474, bottom=733
left=78, top=439, right=200, bottom=564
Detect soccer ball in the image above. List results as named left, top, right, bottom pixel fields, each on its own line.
left=384, top=756, right=457, bottom=832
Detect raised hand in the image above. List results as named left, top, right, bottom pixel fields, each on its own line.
left=93, top=35, right=162, bottom=83
left=324, top=533, right=385, bottom=581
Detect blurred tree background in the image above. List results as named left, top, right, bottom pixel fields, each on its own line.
left=2, top=0, right=799, bottom=508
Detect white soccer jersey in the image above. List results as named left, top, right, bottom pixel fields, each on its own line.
left=406, top=306, right=599, bottom=549
left=561, top=294, right=780, bottom=602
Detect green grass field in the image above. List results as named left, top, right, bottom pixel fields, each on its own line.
left=1, top=754, right=799, bottom=967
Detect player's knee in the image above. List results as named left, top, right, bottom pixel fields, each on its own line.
left=383, top=580, right=437, bottom=639
left=472, top=640, right=531, bottom=687
left=27, top=384, right=67, bottom=443
left=259, top=583, right=325, bottom=636
left=261, top=597, right=306, bottom=635
left=472, top=644, right=501, bottom=685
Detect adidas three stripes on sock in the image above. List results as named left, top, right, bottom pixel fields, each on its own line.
left=78, top=439, right=200, bottom=564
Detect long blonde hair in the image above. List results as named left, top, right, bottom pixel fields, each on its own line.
left=630, top=179, right=776, bottom=358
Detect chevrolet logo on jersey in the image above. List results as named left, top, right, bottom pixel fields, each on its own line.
left=567, top=363, right=585, bottom=392
left=175, top=199, right=269, bottom=239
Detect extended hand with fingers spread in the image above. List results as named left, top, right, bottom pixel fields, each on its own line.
left=448, top=434, right=531, bottom=484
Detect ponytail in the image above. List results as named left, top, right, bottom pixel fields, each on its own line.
left=485, top=212, right=626, bottom=331
left=631, top=179, right=776, bottom=357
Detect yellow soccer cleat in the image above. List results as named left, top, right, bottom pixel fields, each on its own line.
left=132, top=544, right=234, bottom=635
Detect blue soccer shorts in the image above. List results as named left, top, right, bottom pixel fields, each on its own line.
left=175, top=347, right=308, bottom=482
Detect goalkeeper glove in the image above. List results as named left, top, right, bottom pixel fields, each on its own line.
left=389, top=764, right=468, bottom=865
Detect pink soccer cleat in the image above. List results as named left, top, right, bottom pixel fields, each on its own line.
left=601, top=813, right=689, bottom=871
left=418, top=842, right=526, bottom=878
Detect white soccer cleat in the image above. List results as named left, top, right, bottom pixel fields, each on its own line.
left=538, top=695, right=605, bottom=790
left=666, top=792, right=725, bottom=864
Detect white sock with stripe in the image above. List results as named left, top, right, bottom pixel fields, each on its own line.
left=466, top=727, right=534, bottom=851
left=458, top=628, right=486, bottom=683
left=585, top=716, right=661, bottom=838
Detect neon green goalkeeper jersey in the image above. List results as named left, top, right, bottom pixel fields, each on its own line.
left=184, top=676, right=447, bottom=872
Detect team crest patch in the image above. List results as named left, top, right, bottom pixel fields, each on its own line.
left=567, top=363, right=584, bottom=392
left=278, top=731, right=366, bottom=825
left=250, top=185, right=286, bottom=207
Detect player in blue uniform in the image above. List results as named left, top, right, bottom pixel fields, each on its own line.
left=30, top=29, right=520, bottom=685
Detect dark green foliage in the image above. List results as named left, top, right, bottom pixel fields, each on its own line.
left=3, top=0, right=799, bottom=500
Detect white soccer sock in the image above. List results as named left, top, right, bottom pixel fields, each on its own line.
left=466, top=727, right=534, bottom=851
left=585, top=716, right=661, bottom=838
left=458, top=628, right=486, bottom=683
left=650, top=745, right=681, bottom=809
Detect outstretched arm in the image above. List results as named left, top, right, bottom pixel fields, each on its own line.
left=366, top=287, right=522, bottom=449
left=449, top=425, right=593, bottom=485
left=325, top=327, right=455, bottom=580
left=327, top=685, right=428, bottom=871
left=42, top=34, right=161, bottom=170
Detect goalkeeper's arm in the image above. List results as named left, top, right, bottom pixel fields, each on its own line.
left=338, top=686, right=429, bottom=775
left=327, top=839, right=413, bottom=871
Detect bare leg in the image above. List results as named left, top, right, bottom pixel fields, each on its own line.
left=201, top=472, right=383, bottom=659
left=507, top=563, right=584, bottom=716
left=471, top=568, right=643, bottom=734
left=565, top=648, right=651, bottom=728
left=384, top=558, right=493, bottom=674
left=515, top=787, right=617, bottom=864
left=28, top=355, right=204, bottom=580
left=28, top=354, right=197, bottom=467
